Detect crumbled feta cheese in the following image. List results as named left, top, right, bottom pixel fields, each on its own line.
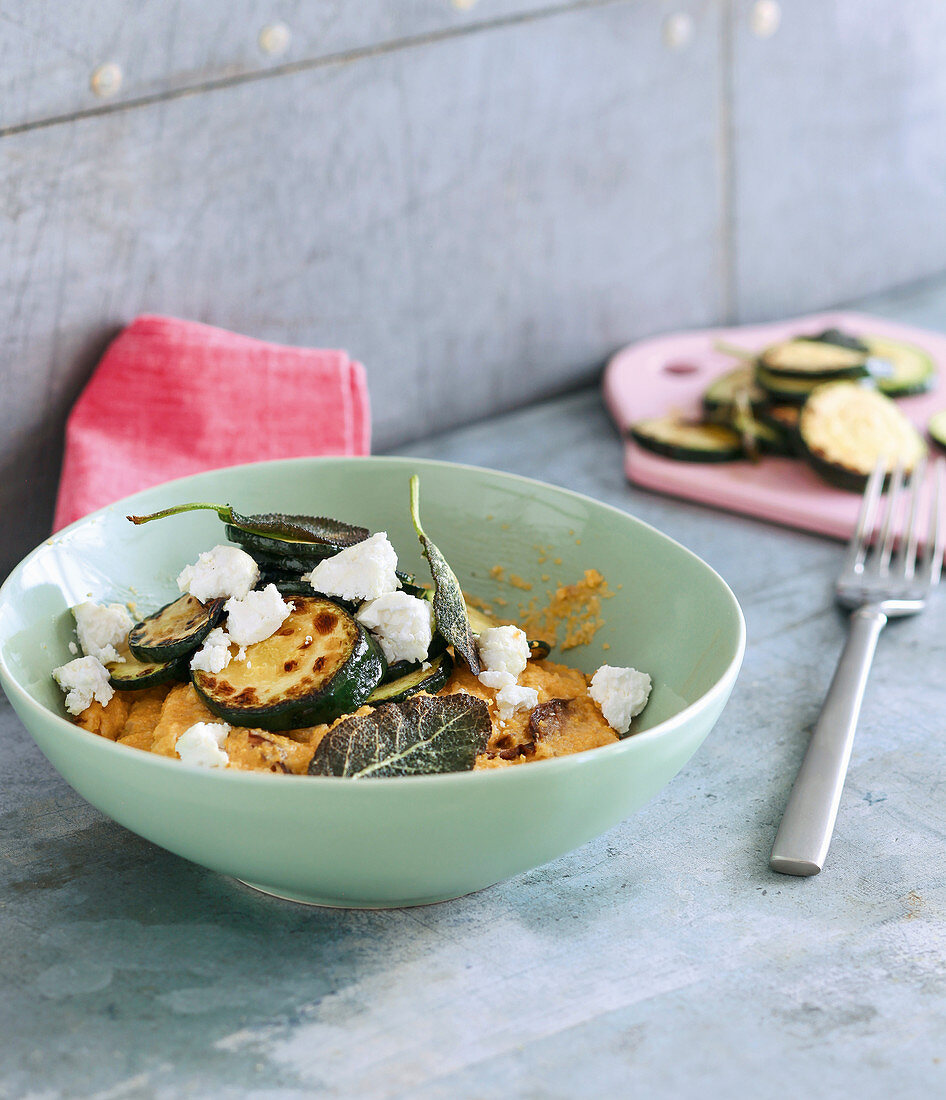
left=478, top=625, right=530, bottom=678
left=177, top=545, right=259, bottom=601
left=305, top=532, right=400, bottom=602
left=235, top=646, right=247, bottom=662
left=589, top=665, right=653, bottom=734
left=68, top=641, right=78, bottom=655
left=52, top=655, right=114, bottom=715
left=477, top=669, right=515, bottom=691
left=356, top=592, right=434, bottom=665
left=494, top=682, right=539, bottom=722
left=224, top=584, right=293, bottom=647
left=175, top=721, right=230, bottom=768
left=189, top=627, right=233, bottom=674
left=73, top=601, right=133, bottom=664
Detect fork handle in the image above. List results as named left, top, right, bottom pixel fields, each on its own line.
left=769, top=606, right=887, bottom=876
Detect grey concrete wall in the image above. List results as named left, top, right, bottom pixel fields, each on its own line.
left=2, top=0, right=946, bottom=576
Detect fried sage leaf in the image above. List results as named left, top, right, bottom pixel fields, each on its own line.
left=308, top=692, right=491, bottom=778
left=127, top=502, right=368, bottom=551
left=409, top=476, right=481, bottom=674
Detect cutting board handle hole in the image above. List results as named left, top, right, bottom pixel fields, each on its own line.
left=662, top=361, right=700, bottom=376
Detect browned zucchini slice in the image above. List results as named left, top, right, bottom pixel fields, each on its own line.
left=367, top=651, right=454, bottom=705
left=128, top=595, right=224, bottom=663
left=192, top=596, right=385, bottom=730
left=759, top=338, right=869, bottom=379
left=630, top=416, right=743, bottom=462
left=107, top=641, right=188, bottom=690
left=798, top=381, right=927, bottom=491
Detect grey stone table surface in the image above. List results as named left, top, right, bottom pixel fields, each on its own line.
left=3, top=282, right=946, bottom=1099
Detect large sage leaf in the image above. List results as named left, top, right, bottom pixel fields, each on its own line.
left=308, top=692, right=491, bottom=778
left=409, top=476, right=481, bottom=674
left=127, top=502, right=368, bottom=548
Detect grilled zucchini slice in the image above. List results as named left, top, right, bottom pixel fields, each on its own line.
left=381, top=632, right=448, bottom=684
left=191, top=596, right=385, bottom=730
left=755, top=366, right=828, bottom=405
left=702, top=365, right=768, bottom=414
left=225, top=526, right=333, bottom=567
left=128, top=595, right=224, bottom=663
left=367, top=651, right=454, bottom=704
left=798, top=381, right=927, bottom=491
left=864, top=335, right=937, bottom=398
left=759, top=338, right=869, bottom=380
left=107, top=641, right=188, bottom=690
left=928, top=410, right=946, bottom=451
left=811, top=328, right=869, bottom=352
left=630, top=416, right=743, bottom=462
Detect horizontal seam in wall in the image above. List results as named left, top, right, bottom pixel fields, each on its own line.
left=0, top=0, right=627, bottom=139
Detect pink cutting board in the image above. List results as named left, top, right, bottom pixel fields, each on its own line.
left=603, top=311, right=946, bottom=541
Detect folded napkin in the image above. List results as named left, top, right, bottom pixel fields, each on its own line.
left=53, top=315, right=371, bottom=530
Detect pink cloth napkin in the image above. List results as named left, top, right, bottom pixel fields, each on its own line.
left=53, top=315, right=371, bottom=530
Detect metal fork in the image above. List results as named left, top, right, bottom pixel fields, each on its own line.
left=770, top=455, right=944, bottom=876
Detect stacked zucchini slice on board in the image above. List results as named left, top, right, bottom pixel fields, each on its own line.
left=630, top=328, right=936, bottom=491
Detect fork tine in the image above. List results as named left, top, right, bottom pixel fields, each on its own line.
left=876, top=459, right=905, bottom=574
left=928, top=458, right=945, bottom=587
left=899, top=453, right=927, bottom=581
left=843, top=457, right=886, bottom=576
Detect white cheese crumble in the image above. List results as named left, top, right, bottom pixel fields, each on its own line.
left=589, top=665, right=653, bottom=735
left=305, top=532, right=400, bottom=602
left=475, top=668, right=538, bottom=721
left=477, top=669, right=515, bottom=691
left=177, top=544, right=259, bottom=601
left=68, top=641, right=78, bottom=655
left=73, top=601, right=133, bottom=664
left=52, top=655, right=114, bottom=715
left=224, top=584, right=294, bottom=647
left=477, top=625, right=530, bottom=679
left=495, top=682, right=539, bottom=722
left=356, top=592, right=434, bottom=665
left=175, top=721, right=230, bottom=768
left=189, top=627, right=233, bottom=674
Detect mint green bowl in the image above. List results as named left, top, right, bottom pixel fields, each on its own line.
left=0, top=457, right=744, bottom=908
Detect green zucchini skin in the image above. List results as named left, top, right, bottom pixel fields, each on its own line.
left=128, top=595, right=224, bottom=663
left=864, top=335, right=938, bottom=398
left=367, top=652, right=454, bottom=705
left=758, top=338, right=869, bottom=380
left=380, top=632, right=448, bottom=684
left=811, top=328, right=869, bottom=353
left=241, top=543, right=326, bottom=576
left=191, top=597, right=386, bottom=731
left=746, top=416, right=793, bottom=456
left=224, top=524, right=339, bottom=566
left=107, top=642, right=188, bottom=690
left=757, top=404, right=802, bottom=456
left=630, top=416, right=744, bottom=462
left=266, top=576, right=319, bottom=599
left=755, top=366, right=828, bottom=405
left=929, top=410, right=946, bottom=451
left=702, top=365, right=768, bottom=415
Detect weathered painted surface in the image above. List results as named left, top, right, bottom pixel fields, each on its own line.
left=731, top=0, right=946, bottom=319
left=3, top=0, right=946, bottom=582
left=0, top=0, right=574, bottom=131
left=0, top=0, right=722, bottom=578
left=3, top=271, right=946, bottom=1094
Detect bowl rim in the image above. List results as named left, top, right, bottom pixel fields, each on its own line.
left=0, top=454, right=746, bottom=788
